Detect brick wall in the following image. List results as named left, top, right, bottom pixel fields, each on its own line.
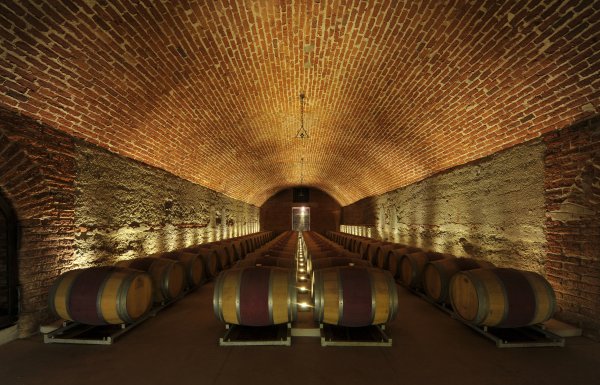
left=544, top=118, right=600, bottom=339
left=0, top=1, right=597, bottom=206
left=0, top=106, right=258, bottom=337
left=0, top=107, right=77, bottom=337
left=261, top=188, right=341, bottom=234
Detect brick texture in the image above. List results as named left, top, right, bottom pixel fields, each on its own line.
left=260, top=188, right=340, bottom=234
left=0, top=106, right=258, bottom=337
left=0, top=107, right=77, bottom=337
left=544, top=118, right=600, bottom=339
left=0, top=0, right=598, bottom=206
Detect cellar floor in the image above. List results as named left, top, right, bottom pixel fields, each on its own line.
left=0, top=282, right=599, bottom=385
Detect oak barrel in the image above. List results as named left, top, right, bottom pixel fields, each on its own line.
left=375, top=243, right=407, bottom=269
left=48, top=266, right=153, bottom=325
left=423, top=258, right=495, bottom=303
left=387, top=247, right=422, bottom=278
left=399, top=251, right=453, bottom=288
left=449, top=268, right=556, bottom=328
left=235, top=256, right=295, bottom=269
left=365, top=242, right=385, bottom=264
left=182, top=247, right=220, bottom=278
left=310, top=257, right=371, bottom=271
left=158, top=251, right=205, bottom=288
left=213, top=266, right=297, bottom=326
left=116, top=257, right=185, bottom=303
left=200, top=244, right=230, bottom=270
left=313, top=266, right=398, bottom=327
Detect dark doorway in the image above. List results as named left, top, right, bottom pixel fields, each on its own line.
left=0, top=190, right=18, bottom=329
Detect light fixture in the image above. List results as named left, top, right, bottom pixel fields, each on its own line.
left=295, top=92, right=309, bottom=139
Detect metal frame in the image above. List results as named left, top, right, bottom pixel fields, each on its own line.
left=219, top=323, right=292, bottom=346
left=320, top=323, right=392, bottom=347
left=454, top=316, right=566, bottom=348
left=43, top=313, right=152, bottom=345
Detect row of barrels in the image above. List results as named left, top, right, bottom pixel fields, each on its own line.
left=302, top=231, right=398, bottom=327
left=325, top=231, right=556, bottom=329
left=48, top=231, right=274, bottom=326
left=213, top=231, right=299, bottom=326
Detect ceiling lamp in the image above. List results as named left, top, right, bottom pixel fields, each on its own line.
left=295, top=92, right=310, bottom=139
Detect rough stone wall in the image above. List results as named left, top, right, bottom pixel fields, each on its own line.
left=343, top=140, right=547, bottom=272
left=544, top=118, right=600, bottom=339
left=260, top=188, right=341, bottom=234
left=74, top=143, right=259, bottom=266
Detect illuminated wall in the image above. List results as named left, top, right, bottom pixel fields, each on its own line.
left=74, top=143, right=259, bottom=267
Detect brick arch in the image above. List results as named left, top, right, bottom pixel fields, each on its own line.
left=0, top=108, right=76, bottom=337
left=0, top=132, right=53, bottom=220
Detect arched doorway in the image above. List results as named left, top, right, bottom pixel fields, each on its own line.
left=0, top=189, right=18, bottom=329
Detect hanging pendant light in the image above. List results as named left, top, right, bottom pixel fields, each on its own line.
left=295, top=92, right=310, bottom=139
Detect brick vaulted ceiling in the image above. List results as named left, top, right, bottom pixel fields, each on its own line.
left=0, top=1, right=598, bottom=206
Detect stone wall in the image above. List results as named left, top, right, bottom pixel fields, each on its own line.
left=74, top=143, right=259, bottom=266
left=544, top=118, right=600, bottom=339
left=343, top=140, right=547, bottom=273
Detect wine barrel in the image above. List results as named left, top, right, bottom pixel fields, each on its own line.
left=356, top=239, right=376, bottom=259
left=200, top=244, right=229, bottom=270
left=232, top=239, right=246, bottom=260
left=387, top=247, right=422, bottom=278
left=449, top=268, right=556, bottom=328
left=310, top=257, right=371, bottom=271
left=212, top=242, right=237, bottom=265
left=365, top=242, right=385, bottom=264
left=213, top=266, right=297, bottom=326
left=236, top=256, right=295, bottom=269
left=313, top=266, right=398, bottom=327
left=399, top=251, right=453, bottom=288
left=423, top=258, right=495, bottom=303
left=116, top=257, right=185, bottom=303
left=48, top=266, right=153, bottom=325
left=157, top=251, right=205, bottom=288
left=375, top=243, right=407, bottom=269
left=183, top=247, right=219, bottom=278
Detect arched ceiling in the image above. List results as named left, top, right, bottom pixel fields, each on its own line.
left=0, top=0, right=598, bottom=206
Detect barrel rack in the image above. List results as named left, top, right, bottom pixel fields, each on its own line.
left=455, top=318, right=565, bottom=348
left=219, top=323, right=292, bottom=346
left=43, top=293, right=184, bottom=345
left=320, top=324, right=392, bottom=347
left=404, top=286, right=565, bottom=348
